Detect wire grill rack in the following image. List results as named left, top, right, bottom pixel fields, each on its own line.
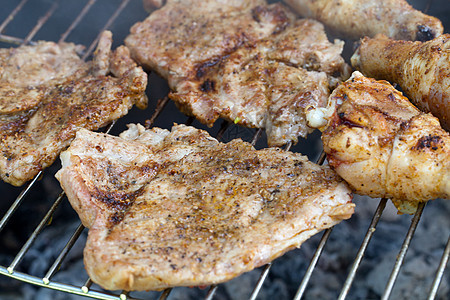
left=0, top=0, right=448, bottom=299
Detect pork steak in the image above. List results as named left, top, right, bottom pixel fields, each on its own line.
left=56, top=124, right=354, bottom=291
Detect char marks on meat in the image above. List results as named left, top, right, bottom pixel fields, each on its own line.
left=322, top=72, right=449, bottom=214
left=0, top=31, right=148, bottom=186
left=125, top=0, right=350, bottom=147
left=56, top=124, right=354, bottom=291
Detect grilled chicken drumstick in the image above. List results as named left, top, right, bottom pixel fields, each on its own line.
left=284, top=0, right=443, bottom=41
left=321, top=72, right=449, bottom=214
left=352, top=34, right=450, bottom=131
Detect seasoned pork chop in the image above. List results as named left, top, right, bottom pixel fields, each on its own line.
left=126, top=0, right=290, bottom=87
left=0, top=31, right=148, bottom=186
left=0, top=40, right=86, bottom=87
left=322, top=72, right=449, bottom=214
left=125, top=0, right=350, bottom=147
left=56, top=124, right=354, bottom=291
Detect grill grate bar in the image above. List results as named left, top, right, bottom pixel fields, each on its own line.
left=7, top=191, right=65, bottom=274
left=104, top=119, right=117, bottom=134
left=145, top=96, right=170, bottom=129
left=381, top=201, right=426, bottom=300
left=43, top=222, right=85, bottom=284
left=293, top=227, right=333, bottom=300
left=59, top=0, right=98, bottom=43
left=427, top=235, right=450, bottom=300
left=251, top=128, right=263, bottom=146
left=120, top=291, right=129, bottom=300
left=0, top=171, right=42, bottom=232
left=338, top=198, right=388, bottom=300
left=82, top=0, right=131, bottom=61
left=316, top=151, right=326, bottom=165
left=204, top=284, right=219, bottom=300
left=249, top=263, right=272, bottom=300
left=424, top=0, right=433, bottom=13
left=82, top=278, right=94, bottom=294
left=215, top=120, right=231, bottom=141
left=0, top=266, right=132, bottom=300
left=158, top=288, right=172, bottom=300
left=0, top=0, right=29, bottom=33
left=0, top=33, right=28, bottom=45
left=284, top=141, right=293, bottom=151
left=23, top=0, right=59, bottom=44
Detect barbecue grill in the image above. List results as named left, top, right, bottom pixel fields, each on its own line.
left=0, top=0, right=448, bottom=299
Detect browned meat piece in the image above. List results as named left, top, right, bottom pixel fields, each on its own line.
left=322, top=72, right=449, bottom=214
left=0, top=39, right=86, bottom=87
left=143, top=0, right=165, bottom=10
left=126, top=0, right=291, bottom=87
left=0, top=31, right=148, bottom=186
left=55, top=124, right=354, bottom=291
left=284, top=0, right=443, bottom=41
left=351, top=34, right=450, bottom=131
left=125, top=0, right=350, bottom=147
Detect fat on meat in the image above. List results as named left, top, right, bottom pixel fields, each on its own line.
left=0, top=31, right=148, bottom=186
left=55, top=124, right=354, bottom=291
left=321, top=72, right=449, bottom=214
left=125, top=0, right=350, bottom=147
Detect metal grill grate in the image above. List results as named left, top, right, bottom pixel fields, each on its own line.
left=0, top=1, right=448, bottom=299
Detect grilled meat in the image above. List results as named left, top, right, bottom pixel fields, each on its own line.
left=0, top=31, right=148, bottom=186
left=56, top=124, right=354, bottom=291
left=352, top=34, right=450, bottom=131
left=284, top=0, right=443, bottom=41
left=125, top=0, right=350, bottom=147
left=322, top=72, right=449, bottom=214
left=143, top=0, right=164, bottom=10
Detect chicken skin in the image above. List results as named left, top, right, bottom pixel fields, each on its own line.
left=352, top=34, right=450, bottom=131
left=321, top=72, right=449, bottom=214
left=284, top=0, right=443, bottom=41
